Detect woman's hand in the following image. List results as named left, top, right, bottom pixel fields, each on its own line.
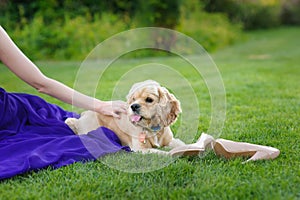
left=96, top=100, right=127, bottom=118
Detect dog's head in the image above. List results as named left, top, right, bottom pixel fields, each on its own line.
left=126, top=80, right=181, bottom=132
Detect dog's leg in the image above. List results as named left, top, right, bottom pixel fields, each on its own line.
left=131, top=138, right=169, bottom=155
left=65, top=118, right=79, bottom=134
left=76, top=111, right=100, bottom=135
left=153, top=136, right=160, bottom=148
left=65, top=111, right=100, bottom=135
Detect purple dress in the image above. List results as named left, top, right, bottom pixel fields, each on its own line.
left=0, top=88, right=130, bottom=180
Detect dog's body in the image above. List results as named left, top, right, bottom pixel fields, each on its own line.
left=65, top=80, right=185, bottom=154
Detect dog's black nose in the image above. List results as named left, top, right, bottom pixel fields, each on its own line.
left=131, top=103, right=141, bottom=112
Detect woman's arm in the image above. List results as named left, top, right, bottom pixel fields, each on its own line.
left=0, top=26, right=126, bottom=118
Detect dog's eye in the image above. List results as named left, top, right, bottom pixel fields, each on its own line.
left=145, top=97, right=153, bottom=103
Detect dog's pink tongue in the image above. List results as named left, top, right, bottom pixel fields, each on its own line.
left=131, top=115, right=141, bottom=122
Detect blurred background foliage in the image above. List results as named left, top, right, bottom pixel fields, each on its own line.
left=0, top=0, right=299, bottom=60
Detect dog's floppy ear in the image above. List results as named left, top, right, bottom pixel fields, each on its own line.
left=158, top=87, right=182, bottom=126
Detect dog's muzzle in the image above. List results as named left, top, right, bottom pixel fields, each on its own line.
left=131, top=103, right=141, bottom=113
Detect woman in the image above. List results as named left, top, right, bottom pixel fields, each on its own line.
left=0, top=26, right=127, bottom=118
left=0, top=26, right=129, bottom=180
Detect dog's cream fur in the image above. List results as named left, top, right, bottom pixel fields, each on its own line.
left=65, top=80, right=185, bottom=154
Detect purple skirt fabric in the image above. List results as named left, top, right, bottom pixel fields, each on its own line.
left=0, top=88, right=130, bottom=180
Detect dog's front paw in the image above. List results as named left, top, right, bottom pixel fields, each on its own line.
left=65, top=118, right=79, bottom=134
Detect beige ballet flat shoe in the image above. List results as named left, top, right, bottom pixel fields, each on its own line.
left=169, top=133, right=215, bottom=156
left=213, top=139, right=280, bottom=163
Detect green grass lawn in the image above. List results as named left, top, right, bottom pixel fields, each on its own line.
left=0, top=27, right=299, bottom=199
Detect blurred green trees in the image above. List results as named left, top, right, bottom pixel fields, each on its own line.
left=0, top=0, right=298, bottom=60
